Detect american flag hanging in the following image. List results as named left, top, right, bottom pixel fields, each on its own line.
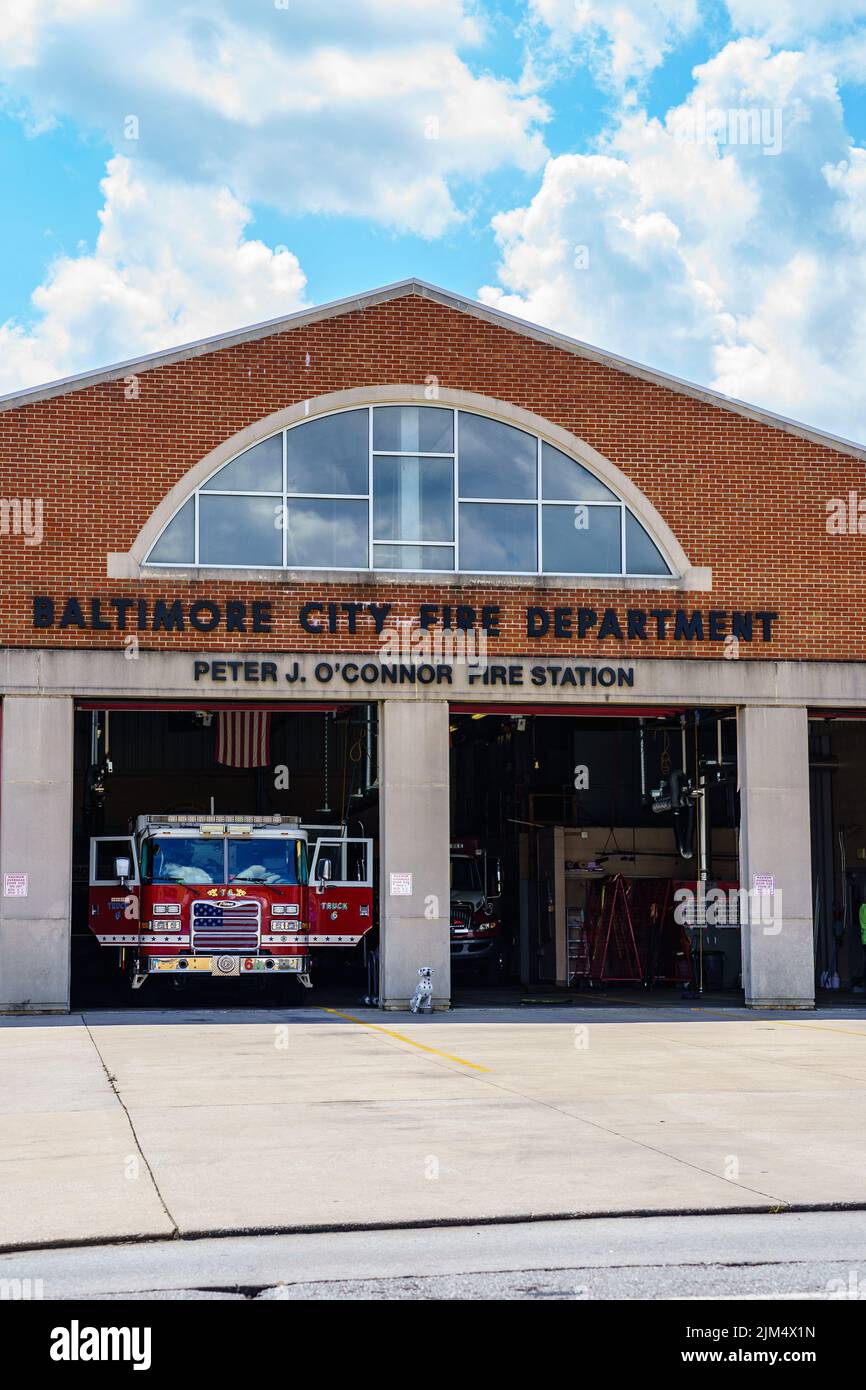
left=215, top=711, right=271, bottom=768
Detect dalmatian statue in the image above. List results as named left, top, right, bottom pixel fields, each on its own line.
left=409, top=966, right=434, bottom=1014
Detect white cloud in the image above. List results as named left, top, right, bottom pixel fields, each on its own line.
left=610, top=40, right=850, bottom=308
left=0, top=157, right=307, bottom=394
left=481, top=38, right=866, bottom=442
left=0, top=0, right=115, bottom=68
left=713, top=147, right=866, bottom=437
left=724, top=1, right=866, bottom=43
left=528, top=0, right=866, bottom=91
left=479, top=153, right=732, bottom=383
left=712, top=249, right=866, bottom=439
left=0, top=0, right=548, bottom=236
left=530, top=0, right=699, bottom=86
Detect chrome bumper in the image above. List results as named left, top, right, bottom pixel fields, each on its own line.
left=148, top=955, right=308, bottom=976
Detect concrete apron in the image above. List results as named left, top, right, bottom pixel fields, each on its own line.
left=2, top=1010, right=866, bottom=1250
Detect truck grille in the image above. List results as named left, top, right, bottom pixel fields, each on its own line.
left=191, top=898, right=261, bottom=954
left=450, top=902, right=474, bottom=931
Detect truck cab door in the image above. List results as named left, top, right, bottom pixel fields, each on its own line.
left=308, top=837, right=374, bottom=946
left=89, top=836, right=141, bottom=944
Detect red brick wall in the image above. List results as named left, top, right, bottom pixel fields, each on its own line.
left=0, top=293, right=858, bottom=662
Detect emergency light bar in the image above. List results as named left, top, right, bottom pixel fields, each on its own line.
left=136, top=814, right=301, bottom=829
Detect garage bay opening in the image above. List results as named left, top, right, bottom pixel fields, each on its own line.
left=449, top=705, right=743, bottom=1006
left=809, top=712, right=866, bottom=1001
left=72, top=702, right=378, bottom=1008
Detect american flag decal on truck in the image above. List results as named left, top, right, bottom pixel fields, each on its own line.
left=191, top=897, right=261, bottom=953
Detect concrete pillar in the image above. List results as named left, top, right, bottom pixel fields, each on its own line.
left=737, top=704, right=814, bottom=1008
left=378, top=699, right=450, bottom=1010
left=0, top=696, right=74, bottom=1013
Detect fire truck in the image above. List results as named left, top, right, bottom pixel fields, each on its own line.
left=449, top=838, right=507, bottom=979
left=88, top=815, right=373, bottom=989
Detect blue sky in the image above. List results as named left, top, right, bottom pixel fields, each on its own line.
left=1, top=1, right=866, bottom=441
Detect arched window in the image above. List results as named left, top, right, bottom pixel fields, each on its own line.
left=145, top=406, right=672, bottom=577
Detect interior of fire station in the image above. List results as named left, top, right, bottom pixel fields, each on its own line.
left=448, top=706, right=745, bottom=1002
left=71, top=703, right=379, bottom=1005
left=73, top=698, right=748, bottom=1008
left=809, top=715, right=866, bottom=998
left=60, top=696, right=866, bottom=1011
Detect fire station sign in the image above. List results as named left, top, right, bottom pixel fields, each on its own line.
left=31, top=595, right=780, bottom=646
left=190, top=657, right=638, bottom=690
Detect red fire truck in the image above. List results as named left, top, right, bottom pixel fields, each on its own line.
left=88, top=814, right=373, bottom=989
left=449, top=837, right=507, bottom=979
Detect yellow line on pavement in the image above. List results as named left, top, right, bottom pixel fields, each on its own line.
left=321, top=1008, right=490, bottom=1072
left=687, top=1010, right=866, bottom=1040
left=772, top=1019, right=866, bottom=1040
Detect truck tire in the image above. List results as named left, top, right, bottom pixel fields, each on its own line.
left=482, top=951, right=505, bottom=984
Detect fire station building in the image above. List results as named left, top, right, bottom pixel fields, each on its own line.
left=1, top=279, right=865, bottom=1013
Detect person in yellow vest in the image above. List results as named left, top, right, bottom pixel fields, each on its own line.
left=860, top=902, right=866, bottom=992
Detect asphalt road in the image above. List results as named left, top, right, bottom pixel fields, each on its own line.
left=3, top=1209, right=866, bottom=1300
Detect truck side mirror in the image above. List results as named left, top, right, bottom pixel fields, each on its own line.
left=488, top=857, right=503, bottom=898
left=114, top=856, right=132, bottom=882
left=316, top=858, right=333, bottom=893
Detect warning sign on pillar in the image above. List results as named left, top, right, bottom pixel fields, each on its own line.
left=752, top=874, right=775, bottom=894
left=4, top=873, right=28, bottom=897
left=389, top=872, right=413, bottom=896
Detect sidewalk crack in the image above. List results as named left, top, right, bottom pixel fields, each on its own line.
left=82, top=1021, right=179, bottom=1238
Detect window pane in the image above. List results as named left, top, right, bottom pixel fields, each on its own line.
left=373, top=544, right=454, bottom=571
left=285, top=499, right=368, bottom=569
left=373, top=406, right=453, bottom=453
left=373, top=456, right=453, bottom=542
left=95, top=839, right=134, bottom=881
left=458, top=413, right=536, bottom=499
left=542, top=504, right=621, bottom=574
left=202, top=435, right=282, bottom=493
left=228, top=839, right=301, bottom=885
left=626, top=511, right=670, bottom=575
left=459, top=502, right=537, bottom=572
left=147, top=497, right=194, bottom=564
left=286, top=410, right=368, bottom=494
left=145, top=836, right=224, bottom=886
left=541, top=442, right=616, bottom=502
left=199, top=495, right=281, bottom=566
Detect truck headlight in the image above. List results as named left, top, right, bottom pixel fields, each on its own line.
left=153, top=903, right=181, bottom=916
left=476, top=921, right=497, bottom=933
left=271, top=904, right=300, bottom=917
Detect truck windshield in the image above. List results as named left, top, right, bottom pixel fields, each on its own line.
left=451, top=856, right=482, bottom=893
left=140, top=835, right=308, bottom=886
left=228, top=838, right=306, bottom=886
left=143, top=837, right=225, bottom=885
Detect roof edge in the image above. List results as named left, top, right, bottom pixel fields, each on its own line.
left=0, top=276, right=864, bottom=462
left=0, top=279, right=422, bottom=413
